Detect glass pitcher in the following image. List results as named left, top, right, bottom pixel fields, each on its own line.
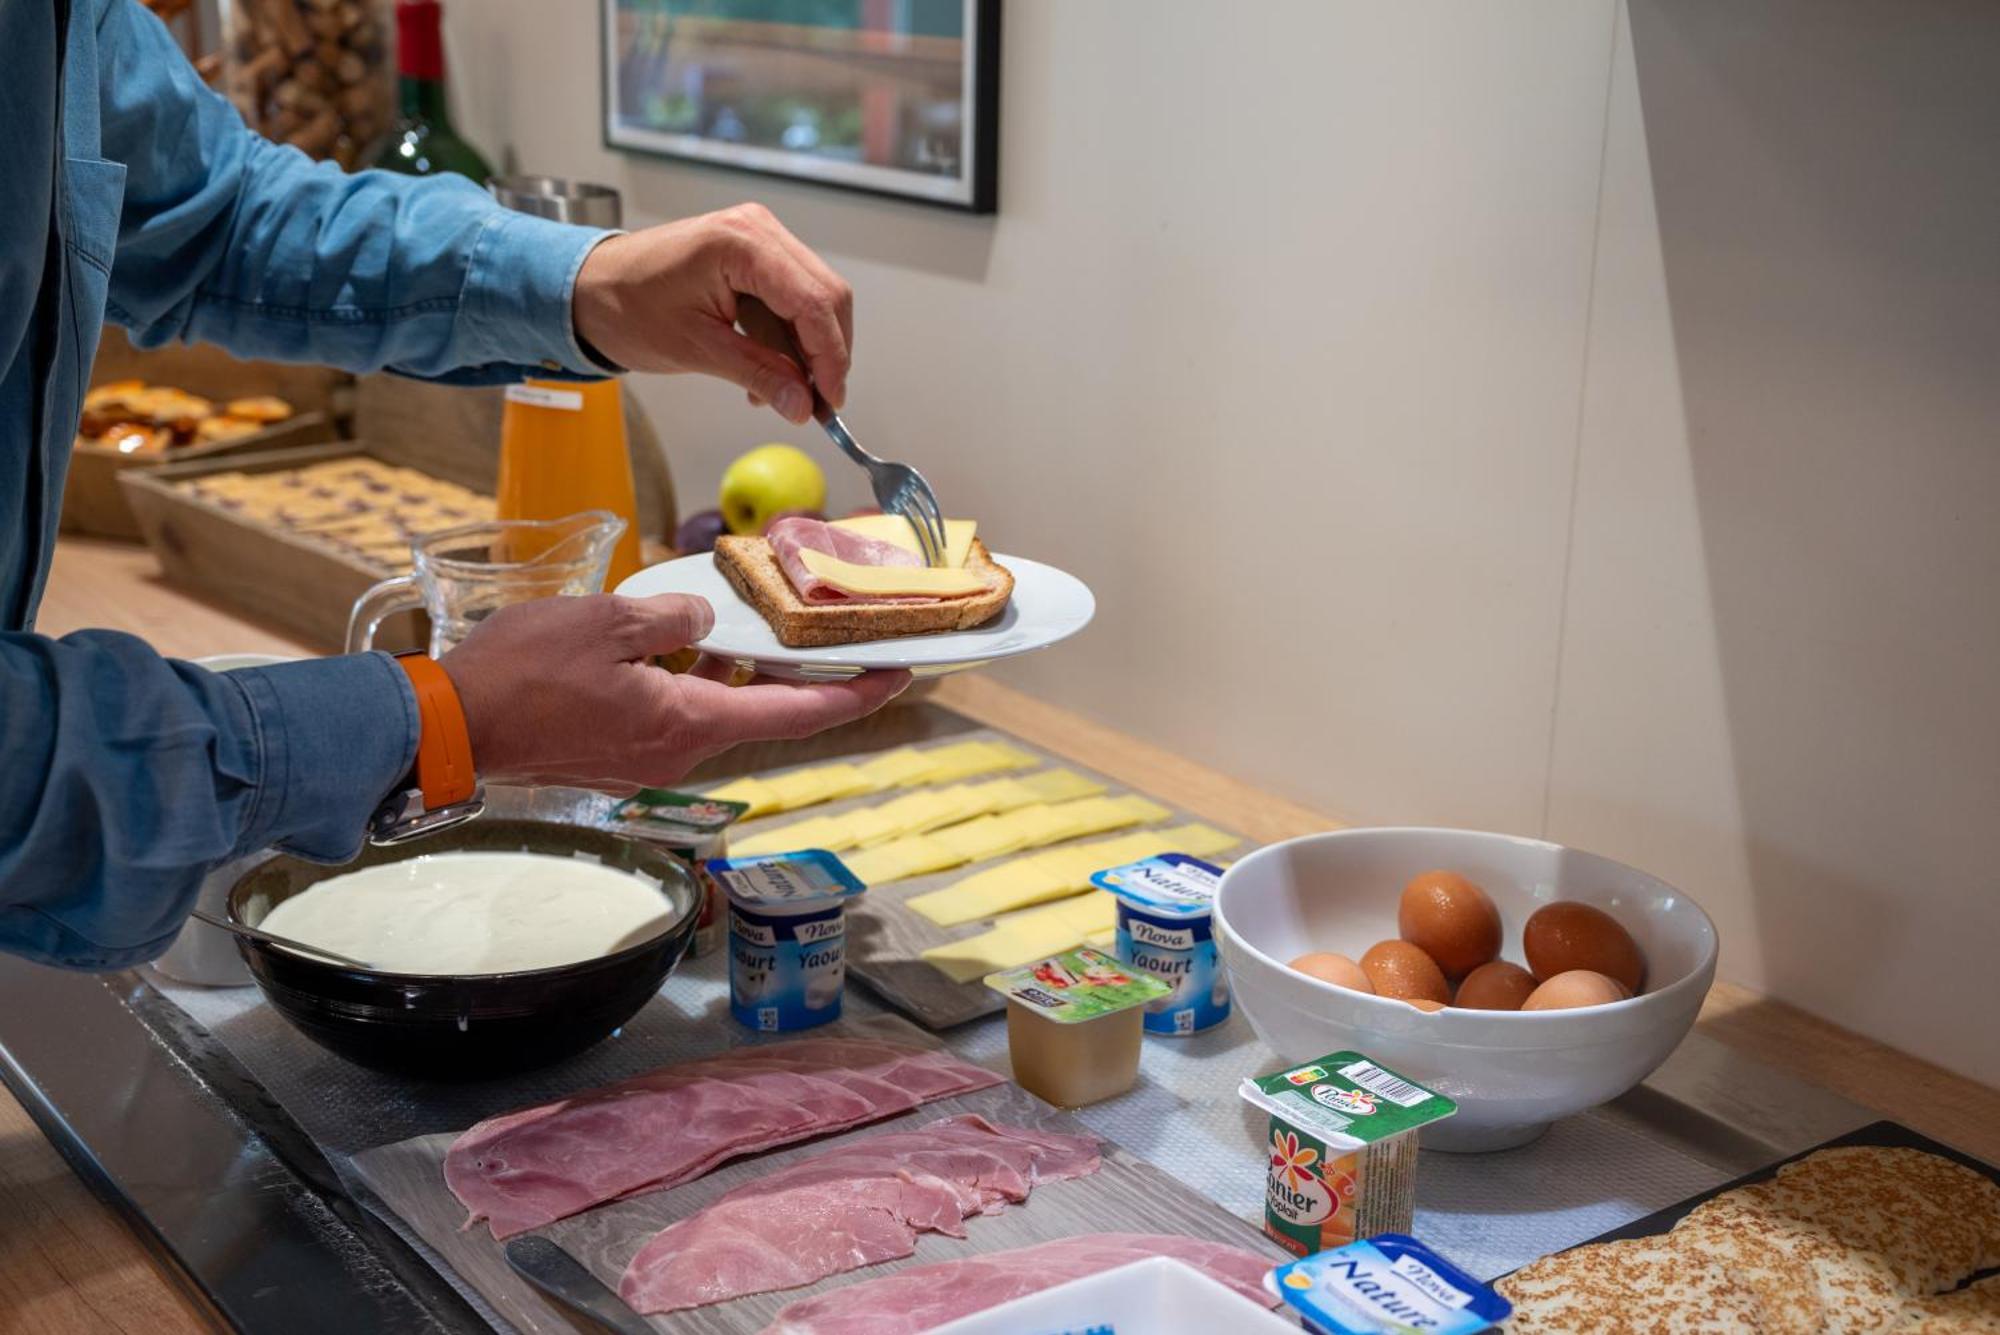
left=346, top=511, right=627, bottom=656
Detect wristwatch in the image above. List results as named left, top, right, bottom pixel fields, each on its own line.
left=369, top=652, right=485, bottom=845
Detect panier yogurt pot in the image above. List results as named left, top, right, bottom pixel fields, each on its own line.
left=708, top=850, right=865, bottom=1032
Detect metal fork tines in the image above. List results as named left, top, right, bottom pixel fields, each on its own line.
left=735, top=297, right=950, bottom=566
left=815, top=410, right=948, bottom=567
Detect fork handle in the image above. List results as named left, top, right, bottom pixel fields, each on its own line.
left=735, top=295, right=833, bottom=425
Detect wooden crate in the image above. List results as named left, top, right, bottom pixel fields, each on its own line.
left=64, top=414, right=336, bottom=540
left=121, top=442, right=432, bottom=653
left=62, top=328, right=351, bottom=539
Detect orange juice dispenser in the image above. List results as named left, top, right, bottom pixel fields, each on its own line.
left=488, top=177, right=644, bottom=588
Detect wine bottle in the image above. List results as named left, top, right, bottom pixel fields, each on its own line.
left=374, top=1, right=494, bottom=182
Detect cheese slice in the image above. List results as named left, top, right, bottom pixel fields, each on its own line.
left=908, top=822, right=1240, bottom=927
left=856, top=747, right=934, bottom=789
left=799, top=548, right=985, bottom=599
left=921, top=891, right=1121, bottom=984
left=1018, top=770, right=1106, bottom=804
left=764, top=762, right=872, bottom=810
left=730, top=814, right=849, bottom=858
left=832, top=514, right=978, bottom=570
left=703, top=776, right=782, bottom=818
left=844, top=835, right=962, bottom=885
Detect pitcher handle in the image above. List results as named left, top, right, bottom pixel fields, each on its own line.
left=346, top=574, right=422, bottom=654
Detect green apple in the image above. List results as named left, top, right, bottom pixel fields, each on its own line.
left=719, top=443, right=827, bottom=536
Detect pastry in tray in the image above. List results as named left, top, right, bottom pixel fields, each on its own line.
left=713, top=514, right=1013, bottom=648
left=176, top=458, right=495, bottom=570
left=75, top=379, right=295, bottom=453
left=1498, top=1139, right=2000, bottom=1334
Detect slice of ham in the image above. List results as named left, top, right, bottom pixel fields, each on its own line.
left=443, top=1036, right=1002, bottom=1239
left=766, top=516, right=939, bottom=604
left=761, top=1232, right=1282, bottom=1334
left=618, top=1114, right=1101, bottom=1314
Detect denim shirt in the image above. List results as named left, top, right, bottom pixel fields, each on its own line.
left=0, top=0, right=611, bottom=968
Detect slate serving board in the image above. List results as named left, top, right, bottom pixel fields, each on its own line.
left=348, top=1017, right=1285, bottom=1335
left=1555, top=1120, right=2000, bottom=1288
left=722, top=728, right=1246, bottom=1031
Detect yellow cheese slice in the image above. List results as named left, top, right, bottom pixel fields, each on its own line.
left=907, top=822, right=1240, bottom=926
left=1018, top=769, right=1106, bottom=804
left=857, top=747, right=934, bottom=789
left=844, top=835, right=962, bottom=886
left=920, top=891, right=1121, bottom=983
left=831, top=514, right=978, bottom=570
left=898, top=741, right=1039, bottom=788
left=764, top=763, right=872, bottom=811
left=798, top=548, right=985, bottom=599
left=703, top=776, right=782, bottom=818
left=730, top=814, right=848, bottom=858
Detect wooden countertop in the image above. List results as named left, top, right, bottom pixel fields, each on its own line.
left=8, top=537, right=1997, bottom=1333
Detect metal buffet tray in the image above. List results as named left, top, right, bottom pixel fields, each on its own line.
left=0, top=703, right=1882, bottom=1331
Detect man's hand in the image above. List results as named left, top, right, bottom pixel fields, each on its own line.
left=571, top=204, right=853, bottom=425
left=438, top=593, right=906, bottom=791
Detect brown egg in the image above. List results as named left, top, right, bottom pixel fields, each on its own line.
left=1358, top=940, right=1451, bottom=1004
left=1397, top=870, right=1503, bottom=978
left=1452, top=960, right=1538, bottom=1011
left=1288, top=951, right=1375, bottom=994
left=1521, top=969, right=1631, bottom=1011
left=1522, top=901, right=1646, bottom=993
left=1405, top=998, right=1447, bottom=1013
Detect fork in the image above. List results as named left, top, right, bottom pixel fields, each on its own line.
left=735, top=296, right=950, bottom=567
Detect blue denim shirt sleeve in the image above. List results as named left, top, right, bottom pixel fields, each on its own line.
left=0, top=634, right=417, bottom=970
left=92, top=0, right=612, bottom=383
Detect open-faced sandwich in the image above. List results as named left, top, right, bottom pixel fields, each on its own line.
left=713, top=515, right=1013, bottom=648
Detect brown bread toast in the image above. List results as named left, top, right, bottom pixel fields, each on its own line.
left=712, top=535, right=1013, bottom=648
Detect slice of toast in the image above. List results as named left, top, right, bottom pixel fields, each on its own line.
left=713, top=536, right=1014, bottom=648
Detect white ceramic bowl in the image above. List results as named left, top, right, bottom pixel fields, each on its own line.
left=1216, top=828, right=1717, bottom=1152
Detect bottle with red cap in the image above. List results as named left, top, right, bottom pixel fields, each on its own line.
left=374, top=1, right=494, bottom=181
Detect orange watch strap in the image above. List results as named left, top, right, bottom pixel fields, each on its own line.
left=393, top=653, right=477, bottom=809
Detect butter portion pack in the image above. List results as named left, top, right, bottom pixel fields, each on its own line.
left=1266, top=1234, right=1510, bottom=1335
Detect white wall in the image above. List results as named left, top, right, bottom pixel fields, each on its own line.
left=445, top=1, right=1999, bottom=1086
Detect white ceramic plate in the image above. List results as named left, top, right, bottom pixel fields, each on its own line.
left=615, top=552, right=1095, bottom=679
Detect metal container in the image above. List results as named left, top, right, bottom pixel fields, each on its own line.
left=489, top=177, right=623, bottom=228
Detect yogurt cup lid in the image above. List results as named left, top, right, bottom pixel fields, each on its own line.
left=985, top=947, right=1171, bottom=1023
left=1264, top=1234, right=1510, bottom=1334
left=1090, top=853, right=1222, bottom=918
left=708, top=850, right=865, bottom=913
left=1240, top=1052, right=1456, bottom=1151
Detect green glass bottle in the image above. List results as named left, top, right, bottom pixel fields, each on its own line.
left=374, top=1, right=494, bottom=182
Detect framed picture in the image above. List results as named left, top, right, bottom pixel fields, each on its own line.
left=604, top=1, right=1000, bottom=213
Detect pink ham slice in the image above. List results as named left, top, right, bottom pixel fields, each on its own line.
left=618, top=1114, right=1101, bottom=1314
left=761, top=1232, right=1282, bottom=1334
left=766, top=516, right=939, bottom=605
left=443, top=1036, right=1002, bottom=1240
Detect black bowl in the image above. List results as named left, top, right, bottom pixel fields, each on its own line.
left=227, top=819, right=699, bottom=1080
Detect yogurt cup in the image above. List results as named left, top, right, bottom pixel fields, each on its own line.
left=1092, top=853, right=1229, bottom=1036
left=612, top=788, right=751, bottom=958
left=708, top=850, right=865, bottom=1032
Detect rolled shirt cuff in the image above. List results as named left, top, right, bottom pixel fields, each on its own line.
left=226, top=651, right=419, bottom=863
left=459, top=209, right=619, bottom=376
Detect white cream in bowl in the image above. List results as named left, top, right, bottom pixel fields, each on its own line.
left=258, top=851, right=673, bottom=975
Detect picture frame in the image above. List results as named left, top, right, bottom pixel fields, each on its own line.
left=603, top=0, right=1001, bottom=213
